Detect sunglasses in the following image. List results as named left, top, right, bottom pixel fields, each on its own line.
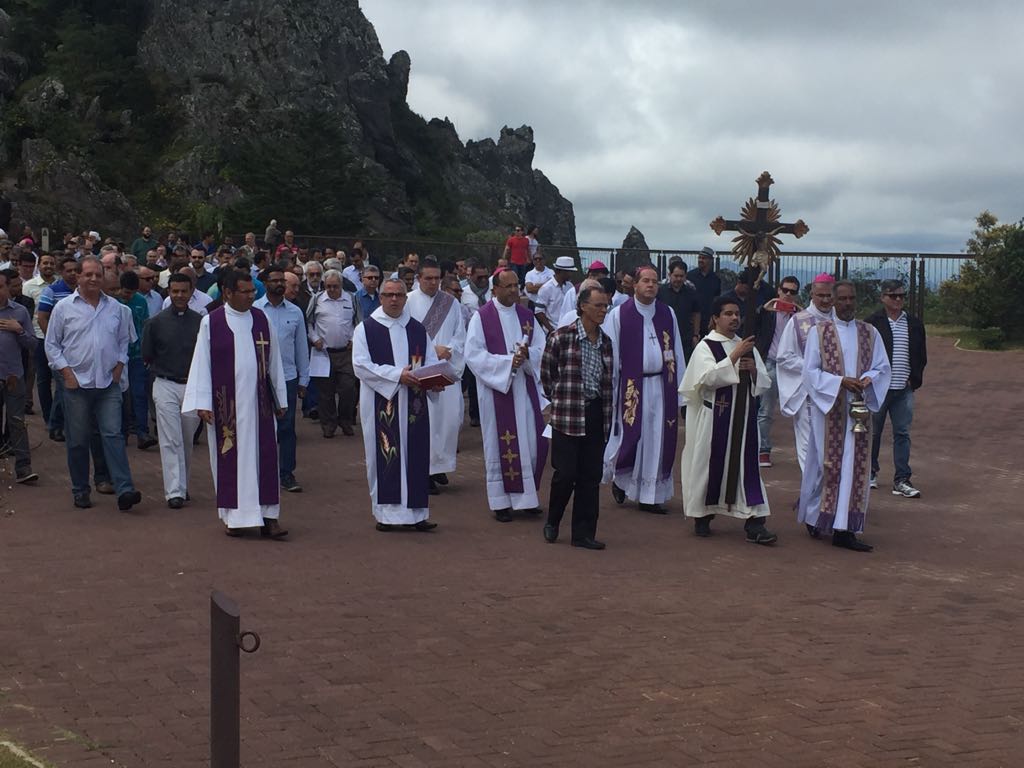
left=780, top=287, right=798, bottom=296
left=884, top=293, right=907, bottom=299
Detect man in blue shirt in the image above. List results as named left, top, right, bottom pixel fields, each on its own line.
left=354, top=265, right=381, bottom=323
left=0, top=270, right=39, bottom=483
left=254, top=262, right=310, bottom=493
left=118, top=271, right=157, bottom=449
left=36, top=255, right=81, bottom=442
left=45, top=256, right=142, bottom=511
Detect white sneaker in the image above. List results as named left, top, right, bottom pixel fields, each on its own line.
left=892, top=480, right=921, bottom=498
left=869, top=474, right=878, bottom=489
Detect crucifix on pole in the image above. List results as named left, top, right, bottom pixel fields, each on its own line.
left=709, top=171, right=809, bottom=505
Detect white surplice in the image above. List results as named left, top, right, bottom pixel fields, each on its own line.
left=679, top=332, right=771, bottom=519
left=352, top=306, right=441, bottom=524
left=799, top=318, right=891, bottom=532
left=406, top=289, right=467, bottom=475
left=602, top=300, right=686, bottom=504
left=464, top=298, right=549, bottom=511
left=182, top=306, right=288, bottom=528
left=775, top=304, right=835, bottom=471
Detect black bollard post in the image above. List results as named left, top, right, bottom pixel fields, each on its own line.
left=211, top=591, right=260, bottom=768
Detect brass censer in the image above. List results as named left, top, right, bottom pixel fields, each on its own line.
left=849, top=399, right=871, bottom=433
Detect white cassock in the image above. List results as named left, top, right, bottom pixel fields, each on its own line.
left=406, top=289, right=466, bottom=475
left=353, top=306, right=440, bottom=524
left=602, top=300, right=686, bottom=504
left=465, top=299, right=549, bottom=511
left=182, top=306, right=287, bottom=528
left=679, top=332, right=771, bottom=519
left=775, top=304, right=835, bottom=471
left=799, top=318, right=891, bottom=532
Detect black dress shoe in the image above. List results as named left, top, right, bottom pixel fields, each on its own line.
left=428, top=478, right=440, bottom=495
left=341, top=423, right=355, bottom=436
left=543, top=524, right=558, bottom=543
left=745, top=525, right=778, bottom=545
left=694, top=515, right=713, bottom=537
left=117, top=490, right=142, bottom=511
left=494, top=508, right=513, bottom=523
left=167, top=497, right=185, bottom=509
left=50, top=429, right=65, bottom=442
left=261, top=518, right=289, bottom=539
left=832, top=530, right=873, bottom=552
left=611, top=483, right=626, bottom=504
left=806, top=523, right=821, bottom=539
left=470, top=417, right=480, bottom=427
left=137, top=435, right=158, bottom=450
left=638, top=503, right=667, bottom=515
left=431, top=473, right=450, bottom=486
left=571, top=538, right=606, bottom=550
left=413, top=520, right=437, bottom=531
left=73, top=492, right=93, bottom=509
left=526, top=507, right=543, bottom=516
left=376, top=522, right=397, bottom=532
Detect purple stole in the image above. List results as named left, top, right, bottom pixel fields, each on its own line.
left=816, top=321, right=874, bottom=533
left=477, top=301, right=548, bottom=494
left=615, top=299, right=678, bottom=480
left=793, top=309, right=823, bottom=353
left=209, top=307, right=280, bottom=509
left=363, top=317, right=430, bottom=509
left=702, top=339, right=765, bottom=507
left=420, top=290, right=454, bottom=339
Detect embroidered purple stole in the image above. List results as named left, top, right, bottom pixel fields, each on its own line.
left=793, top=309, right=822, bottom=353
left=477, top=300, right=548, bottom=494
left=615, top=299, right=678, bottom=480
left=816, top=321, right=874, bottom=533
left=209, top=307, right=280, bottom=509
left=363, top=317, right=431, bottom=509
left=420, top=290, right=454, bottom=339
left=702, top=339, right=765, bottom=507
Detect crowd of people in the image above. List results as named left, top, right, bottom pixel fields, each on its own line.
left=0, top=222, right=926, bottom=551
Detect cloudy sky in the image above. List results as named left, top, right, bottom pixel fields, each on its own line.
left=363, top=1, right=1022, bottom=253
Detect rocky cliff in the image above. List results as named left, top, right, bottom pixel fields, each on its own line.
left=0, top=0, right=575, bottom=244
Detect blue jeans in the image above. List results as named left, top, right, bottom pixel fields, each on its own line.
left=756, top=358, right=779, bottom=453
left=302, top=377, right=318, bottom=415
left=277, top=378, right=298, bottom=480
left=64, top=383, right=135, bottom=496
left=871, top=387, right=914, bottom=483
left=124, top=357, right=150, bottom=438
left=34, top=340, right=54, bottom=429
left=50, top=360, right=66, bottom=432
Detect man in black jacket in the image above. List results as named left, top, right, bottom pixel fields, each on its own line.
left=866, top=279, right=927, bottom=498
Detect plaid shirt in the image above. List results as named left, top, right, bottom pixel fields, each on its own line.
left=541, top=321, right=613, bottom=439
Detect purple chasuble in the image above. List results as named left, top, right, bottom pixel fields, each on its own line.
left=209, top=307, right=280, bottom=509
left=615, top=299, right=678, bottom=479
left=702, top=339, right=765, bottom=507
left=816, top=321, right=875, bottom=533
left=363, top=317, right=431, bottom=509
left=477, top=301, right=548, bottom=494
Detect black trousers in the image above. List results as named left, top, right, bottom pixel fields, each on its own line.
left=547, top=398, right=604, bottom=542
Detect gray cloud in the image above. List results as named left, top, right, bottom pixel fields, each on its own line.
left=364, top=1, right=1023, bottom=252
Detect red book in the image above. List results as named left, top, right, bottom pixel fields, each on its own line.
left=412, top=361, right=457, bottom=389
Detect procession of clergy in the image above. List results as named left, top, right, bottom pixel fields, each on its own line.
left=186, top=258, right=890, bottom=553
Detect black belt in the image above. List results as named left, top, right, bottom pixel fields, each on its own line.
left=326, top=346, right=350, bottom=353
left=642, top=371, right=663, bottom=378
left=157, top=375, right=188, bottom=385
left=703, top=400, right=712, bottom=410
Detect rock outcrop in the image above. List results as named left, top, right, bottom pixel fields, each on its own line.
left=616, top=225, right=652, bottom=273
left=0, top=0, right=575, bottom=244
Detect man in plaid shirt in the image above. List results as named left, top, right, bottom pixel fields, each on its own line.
left=540, top=284, right=614, bottom=549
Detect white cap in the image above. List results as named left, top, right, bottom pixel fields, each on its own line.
left=88, top=230, right=100, bottom=240
left=553, top=256, right=577, bottom=271
left=0, top=228, right=7, bottom=240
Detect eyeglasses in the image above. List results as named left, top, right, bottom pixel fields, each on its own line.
left=884, top=293, right=906, bottom=299
left=380, top=292, right=405, bottom=299
left=780, top=287, right=798, bottom=296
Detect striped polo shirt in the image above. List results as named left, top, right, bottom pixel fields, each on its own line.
left=888, top=312, right=911, bottom=389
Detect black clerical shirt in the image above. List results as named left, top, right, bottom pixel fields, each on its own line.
left=141, top=306, right=203, bottom=382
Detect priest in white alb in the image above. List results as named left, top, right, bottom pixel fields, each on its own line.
left=775, top=273, right=836, bottom=471
left=679, top=296, right=775, bottom=543
left=405, top=260, right=466, bottom=493
left=353, top=278, right=443, bottom=532
left=182, top=269, right=288, bottom=538
left=799, top=280, right=891, bottom=552
left=464, top=269, right=549, bottom=522
left=602, top=264, right=685, bottom=514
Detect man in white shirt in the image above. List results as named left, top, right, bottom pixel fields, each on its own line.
left=308, top=269, right=357, bottom=437
left=523, top=253, right=553, bottom=303
left=535, top=256, right=577, bottom=333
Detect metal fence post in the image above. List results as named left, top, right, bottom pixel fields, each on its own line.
left=211, top=591, right=260, bottom=768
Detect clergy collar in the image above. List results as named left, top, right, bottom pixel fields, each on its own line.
left=835, top=316, right=857, bottom=327
left=225, top=305, right=249, bottom=317
left=634, top=298, right=657, bottom=315
left=706, top=330, right=735, bottom=342
left=494, top=299, right=518, bottom=313
left=370, top=305, right=409, bottom=326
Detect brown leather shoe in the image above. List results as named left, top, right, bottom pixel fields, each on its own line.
left=261, top=518, right=289, bottom=539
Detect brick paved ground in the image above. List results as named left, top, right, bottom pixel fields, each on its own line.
left=1, top=337, right=1022, bottom=767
